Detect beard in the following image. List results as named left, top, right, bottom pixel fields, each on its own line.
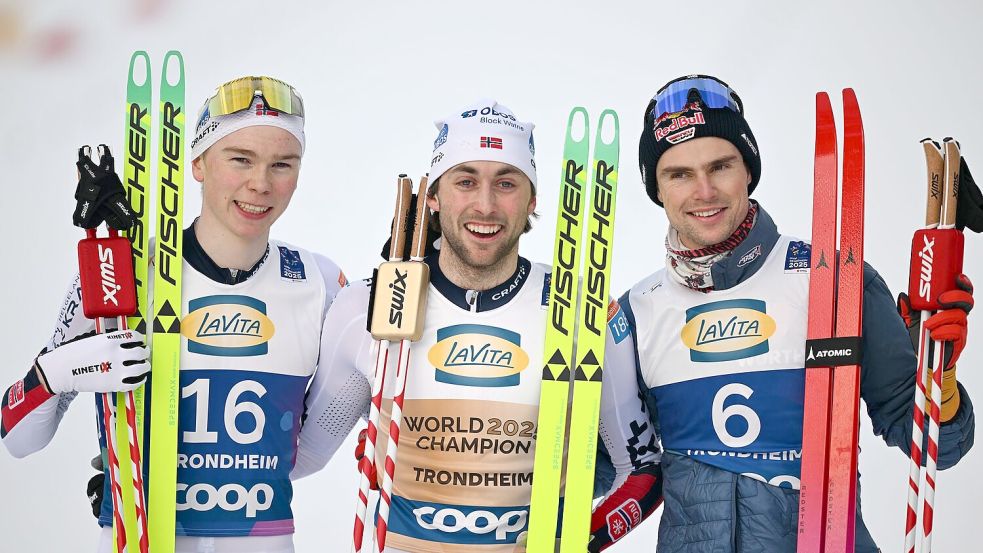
left=437, top=218, right=523, bottom=277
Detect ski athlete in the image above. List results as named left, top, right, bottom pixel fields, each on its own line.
left=293, top=99, right=664, bottom=552
left=604, top=73, right=977, bottom=552
left=1, top=75, right=348, bottom=553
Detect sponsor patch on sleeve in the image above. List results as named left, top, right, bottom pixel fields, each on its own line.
left=607, top=300, right=630, bottom=344
left=784, top=241, right=811, bottom=273
left=541, top=273, right=551, bottom=307
left=278, top=246, right=307, bottom=282
left=7, top=379, right=25, bottom=409
left=338, top=270, right=348, bottom=288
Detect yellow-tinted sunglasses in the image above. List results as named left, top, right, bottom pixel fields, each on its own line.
left=206, top=76, right=304, bottom=118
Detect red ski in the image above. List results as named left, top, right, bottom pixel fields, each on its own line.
left=797, top=89, right=865, bottom=553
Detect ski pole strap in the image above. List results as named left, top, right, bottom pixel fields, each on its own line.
left=804, top=336, right=863, bottom=367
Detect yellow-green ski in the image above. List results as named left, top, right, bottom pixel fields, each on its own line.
left=117, top=50, right=152, bottom=553
left=528, top=107, right=590, bottom=550
left=559, top=109, right=619, bottom=552
left=148, top=50, right=184, bottom=553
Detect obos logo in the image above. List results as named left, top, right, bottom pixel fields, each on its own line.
left=181, top=295, right=275, bottom=357
left=680, top=299, right=775, bottom=362
left=428, top=324, right=529, bottom=387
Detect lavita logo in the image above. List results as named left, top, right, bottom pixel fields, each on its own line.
left=181, top=295, right=275, bottom=357
left=97, top=244, right=122, bottom=306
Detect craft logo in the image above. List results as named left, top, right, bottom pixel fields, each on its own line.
left=737, top=244, right=762, bottom=267
left=182, top=295, right=275, bottom=357
left=480, top=136, right=503, bottom=149
left=434, top=123, right=448, bottom=151
left=741, top=132, right=758, bottom=156
left=680, top=299, right=775, bottom=362
left=428, top=324, right=529, bottom=387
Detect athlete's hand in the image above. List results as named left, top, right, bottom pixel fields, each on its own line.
left=87, top=455, right=105, bottom=519
left=35, top=330, right=149, bottom=394
left=924, top=274, right=974, bottom=370
left=354, top=428, right=380, bottom=491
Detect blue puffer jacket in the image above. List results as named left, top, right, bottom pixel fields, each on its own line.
left=606, top=204, right=975, bottom=553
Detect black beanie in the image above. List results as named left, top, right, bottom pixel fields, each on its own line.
left=638, top=77, right=761, bottom=207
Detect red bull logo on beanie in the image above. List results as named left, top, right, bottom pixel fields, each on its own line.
left=655, top=111, right=706, bottom=142
left=680, top=299, right=775, bottom=362
left=182, top=295, right=275, bottom=357
left=428, top=324, right=529, bottom=387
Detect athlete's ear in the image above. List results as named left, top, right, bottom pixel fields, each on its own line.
left=191, top=154, right=206, bottom=183
left=527, top=192, right=536, bottom=216
left=426, top=192, right=439, bottom=212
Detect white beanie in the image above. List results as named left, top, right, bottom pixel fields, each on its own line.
left=429, top=99, right=537, bottom=187
left=189, top=97, right=306, bottom=160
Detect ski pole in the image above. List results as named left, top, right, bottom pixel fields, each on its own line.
left=353, top=176, right=414, bottom=553
left=374, top=175, right=431, bottom=553
left=903, top=138, right=963, bottom=553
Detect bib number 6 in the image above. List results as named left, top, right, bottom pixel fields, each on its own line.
left=711, top=383, right=760, bottom=448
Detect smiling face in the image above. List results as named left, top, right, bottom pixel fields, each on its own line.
left=655, top=137, right=751, bottom=249
left=191, top=125, right=302, bottom=246
left=426, top=160, right=536, bottom=289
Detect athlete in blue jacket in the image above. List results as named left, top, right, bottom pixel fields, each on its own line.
left=604, top=74, right=976, bottom=552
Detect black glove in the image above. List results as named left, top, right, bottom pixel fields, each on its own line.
left=87, top=454, right=105, bottom=519
left=74, top=145, right=135, bottom=230
left=957, top=156, right=983, bottom=233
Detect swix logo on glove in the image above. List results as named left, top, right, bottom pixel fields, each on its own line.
left=78, top=234, right=137, bottom=319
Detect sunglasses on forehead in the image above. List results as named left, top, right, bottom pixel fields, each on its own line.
left=205, top=76, right=305, bottom=118
left=646, top=74, right=744, bottom=122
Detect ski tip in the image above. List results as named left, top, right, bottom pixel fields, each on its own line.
left=161, top=50, right=185, bottom=87
left=128, top=51, right=151, bottom=85
left=596, top=109, right=620, bottom=146
left=566, top=107, right=589, bottom=143
left=842, top=88, right=859, bottom=109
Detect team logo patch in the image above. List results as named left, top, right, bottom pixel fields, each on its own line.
left=278, top=246, right=307, bottom=281
left=8, top=379, right=25, bottom=408
left=607, top=300, right=630, bottom=344
left=680, top=299, right=775, bottom=362
left=737, top=244, right=763, bottom=267
left=182, top=295, right=275, bottom=357
left=654, top=108, right=705, bottom=142
left=606, top=499, right=642, bottom=541
left=784, top=241, right=811, bottom=273
left=434, top=123, right=448, bottom=151
left=428, top=324, right=529, bottom=387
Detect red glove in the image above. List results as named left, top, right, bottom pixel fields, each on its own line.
left=924, top=274, right=974, bottom=370
left=354, top=427, right=379, bottom=491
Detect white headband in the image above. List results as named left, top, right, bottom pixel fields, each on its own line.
left=189, top=97, right=306, bottom=160
left=429, top=99, right=537, bottom=187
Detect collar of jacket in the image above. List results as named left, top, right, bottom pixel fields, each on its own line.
left=708, top=203, right=781, bottom=290
left=426, top=253, right=532, bottom=312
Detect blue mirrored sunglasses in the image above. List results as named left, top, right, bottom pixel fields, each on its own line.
left=647, top=75, right=743, bottom=121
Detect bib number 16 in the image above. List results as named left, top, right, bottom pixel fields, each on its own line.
left=182, top=378, right=267, bottom=445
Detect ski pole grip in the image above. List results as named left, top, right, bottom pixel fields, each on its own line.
left=388, top=175, right=414, bottom=261
left=78, top=233, right=138, bottom=319
left=369, top=261, right=429, bottom=341
left=921, top=139, right=944, bottom=227
left=908, top=228, right=964, bottom=311
left=409, top=175, right=430, bottom=260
